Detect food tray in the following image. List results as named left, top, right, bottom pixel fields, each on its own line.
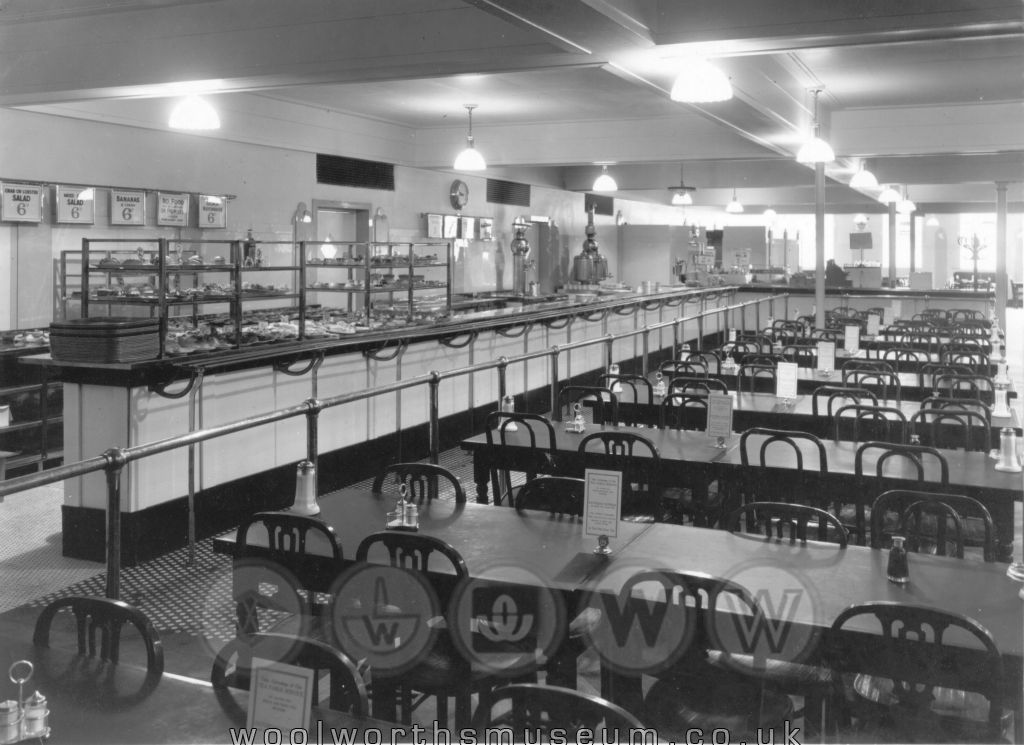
left=50, top=317, right=161, bottom=363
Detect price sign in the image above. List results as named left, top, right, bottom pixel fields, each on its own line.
left=157, top=192, right=190, bottom=226
left=776, top=361, right=799, bottom=400
left=54, top=185, right=95, bottom=224
left=844, top=324, right=861, bottom=354
left=816, top=341, right=836, bottom=373
left=583, top=469, right=622, bottom=539
left=198, top=194, right=226, bottom=228
left=1, top=182, right=43, bottom=223
left=110, top=190, right=146, bottom=226
left=706, top=392, right=734, bottom=440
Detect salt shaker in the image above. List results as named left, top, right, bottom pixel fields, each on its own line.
left=653, top=372, right=666, bottom=399
left=887, top=535, right=909, bottom=584
left=21, top=692, right=47, bottom=738
left=572, top=403, right=586, bottom=433
left=501, top=394, right=518, bottom=432
left=607, top=363, right=622, bottom=393
left=0, top=701, right=20, bottom=745
left=290, top=460, right=319, bottom=515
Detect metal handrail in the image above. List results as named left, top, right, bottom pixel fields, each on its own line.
left=0, top=288, right=784, bottom=600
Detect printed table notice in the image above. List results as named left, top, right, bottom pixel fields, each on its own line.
left=776, top=361, right=799, bottom=400
left=583, top=469, right=621, bottom=539
left=844, top=324, right=861, bottom=354
left=705, top=391, right=734, bottom=439
left=816, top=341, right=836, bottom=373
left=157, top=191, right=190, bottom=226
left=246, top=658, right=314, bottom=736
left=866, top=313, right=881, bottom=337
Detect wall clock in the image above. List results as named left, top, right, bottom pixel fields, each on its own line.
left=449, top=179, right=469, bottom=210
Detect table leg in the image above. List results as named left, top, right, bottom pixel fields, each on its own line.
left=472, top=454, right=490, bottom=504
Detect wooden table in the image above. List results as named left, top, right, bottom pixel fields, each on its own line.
left=0, top=636, right=410, bottom=744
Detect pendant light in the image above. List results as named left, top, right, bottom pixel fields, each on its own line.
left=593, top=164, right=618, bottom=192
left=896, top=185, right=916, bottom=214
left=877, top=184, right=902, bottom=205
left=849, top=161, right=879, bottom=189
left=763, top=208, right=778, bottom=221
left=453, top=104, right=487, bottom=171
left=670, top=59, right=733, bottom=103
left=796, top=89, right=834, bottom=164
left=725, top=188, right=744, bottom=213
left=670, top=164, right=695, bottom=205
left=168, top=95, right=220, bottom=130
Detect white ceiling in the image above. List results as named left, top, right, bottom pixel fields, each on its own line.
left=1, top=0, right=1021, bottom=212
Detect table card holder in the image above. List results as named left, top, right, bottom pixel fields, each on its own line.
left=0, top=660, right=49, bottom=744
left=386, top=483, right=418, bottom=531
left=246, top=659, right=315, bottom=739
left=844, top=325, right=861, bottom=356
left=866, top=313, right=880, bottom=338
left=653, top=372, right=667, bottom=399
left=816, top=341, right=835, bottom=377
left=584, top=469, right=621, bottom=555
left=565, top=403, right=586, bottom=434
left=706, top=391, right=733, bottom=449
left=776, top=361, right=799, bottom=403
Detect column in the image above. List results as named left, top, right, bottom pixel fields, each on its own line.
left=995, top=182, right=1008, bottom=328
left=814, top=163, right=825, bottom=329
left=887, top=203, right=897, bottom=287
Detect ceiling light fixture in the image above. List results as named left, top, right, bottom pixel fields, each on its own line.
left=849, top=161, right=879, bottom=189
left=168, top=95, right=220, bottom=130
left=926, top=216, right=941, bottom=227
left=669, top=164, right=695, bottom=205
left=725, top=187, right=744, bottom=214
left=796, top=89, right=834, bottom=164
left=453, top=104, right=487, bottom=171
left=593, top=164, right=618, bottom=192
left=763, top=208, right=778, bottom=221
left=897, top=185, right=916, bottom=214
left=877, top=184, right=902, bottom=205
left=294, top=202, right=313, bottom=224
left=670, top=59, right=733, bottom=103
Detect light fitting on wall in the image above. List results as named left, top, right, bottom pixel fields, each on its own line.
left=168, top=95, right=221, bottom=130
left=293, top=202, right=312, bottom=224
left=725, top=188, right=744, bottom=213
left=453, top=104, right=487, bottom=171
left=670, top=59, right=733, bottom=103
left=592, top=164, right=618, bottom=192
left=796, top=89, right=834, bottom=164
left=849, top=162, right=879, bottom=189
left=877, top=185, right=902, bottom=205
left=896, top=185, right=916, bottom=214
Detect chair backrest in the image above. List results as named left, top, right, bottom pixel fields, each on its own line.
left=841, top=359, right=895, bottom=376
left=772, top=319, right=806, bottom=339
left=810, top=385, right=878, bottom=416
left=745, top=353, right=788, bottom=366
left=237, top=511, right=342, bottom=561
left=686, top=351, right=721, bottom=375
left=780, top=344, right=816, bottom=367
left=842, top=369, right=902, bottom=403
left=809, top=328, right=842, bottom=343
left=918, top=362, right=973, bottom=389
left=832, top=404, right=907, bottom=444
left=659, top=392, right=709, bottom=431
left=737, top=332, right=772, bottom=352
left=869, top=489, right=997, bottom=561
left=919, top=395, right=991, bottom=424
left=933, top=373, right=994, bottom=401
left=356, top=530, right=468, bottom=580
left=915, top=308, right=949, bottom=326
left=485, top=411, right=559, bottom=504
left=880, top=347, right=929, bottom=371
left=658, top=360, right=708, bottom=378
left=211, top=632, right=368, bottom=716
left=667, top=375, right=728, bottom=396
left=372, top=462, right=466, bottom=504
left=557, top=385, right=618, bottom=424
left=34, top=596, right=164, bottom=676
left=949, top=308, right=987, bottom=323
left=514, top=476, right=584, bottom=517
left=826, top=602, right=1005, bottom=739
left=578, top=431, right=661, bottom=518
left=737, top=363, right=776, bottom=393
left=598, top=373, right=654, bottom=405
left=854, top=441, right=949, bottom=485
left=725, top=501, right=848, bottom=547
left=908, top=407, right=992, bottom=452
left=472, top=683, right=646, bottom=738
left=739, top=427, right=828, bottom=473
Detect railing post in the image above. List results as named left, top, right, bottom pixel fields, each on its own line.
left=755, top=298, right=761, bottom=334
left=604, top=334, right=615, bottom=371
left=305, top=397, right=322, bottom=492
left=102, top=446, right=128, bottom=601
left=549, top=346, right=561, bottom=419
left=497, top=356, right=508, bottom=404
left=428, top=371, right=441, bottom=464
left=641, top=326, right=651, bottom=376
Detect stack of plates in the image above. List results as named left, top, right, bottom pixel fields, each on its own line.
left=50, top=317, right=160, bottom=363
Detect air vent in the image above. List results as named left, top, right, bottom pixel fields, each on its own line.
left=585, top=193, right=614, bottom=216
left=486, top=179, right=531, bottom=207
left=316, top=154, right=395, bottom=190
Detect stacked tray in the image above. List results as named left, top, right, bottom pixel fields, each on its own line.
left=50, top=317, right=161, bottom=363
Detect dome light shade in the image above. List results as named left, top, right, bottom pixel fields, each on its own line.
left=169, top=95, right=220, bottom=130
left=763, top=208, right=777, bottom=221
left=593, top=165, right=618, bottom=192
left=671, top=190, right=693, bottom=206
left=878, top=185, right=902, bottom=204
left=453, top=104, right=487, bottom=171
left=670, top=59, right=733, bottom=103
left=795, top=89, right=834, bottom=163
left=849, top=164, right=879, bottom=189
left=725, top=188, right=744, bottom=213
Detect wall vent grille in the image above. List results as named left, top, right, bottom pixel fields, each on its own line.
left=486, top=178, right=531, bottom=207
left=316, top=154, right=395, bottom=190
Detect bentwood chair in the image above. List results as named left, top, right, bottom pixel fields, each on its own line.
left=868, top=489, right=997, bottom=562
left=842, top=369, right=902, bottom=403
left=824, top=603, right=1011, bottom=743
left=485, top=411, right=558, bottom=506
left=725, top=502, right=848, bottom=547
left=738, top=427, right=828, bottom=507
left=473, top=684, right=646, bottom=740
left=513, top=475, right=583, bottom=517
left=557, top=385, right=617, bottom=425
left=918, top=362, right=973, bottom=389
left=598, top=372, right=654, bottom=405
left=832, top=403, right=907, bottom=444
left=658, top=359, right=708, bottom=378
left=908, top=407, right=992, bottom=452
left=372, top=462, right=466, bottom=504
left=737, top=363, right=776, bottom=394
left=577, top=431, right=662, bottom=522
left=686, top=351, right=722, bottom=375
left=810, top=385, right=879, bottom=417
left=212, top=632, right=368, bottom=716
left=933, top=373, right=995, bottom=402
left=666, top=375, right=728, bottom=396
left=659, top=392, right=709, bottom=431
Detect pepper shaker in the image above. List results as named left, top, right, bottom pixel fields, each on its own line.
left=887, top=535, right=909, bottom=584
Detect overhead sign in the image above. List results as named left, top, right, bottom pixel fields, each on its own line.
left=54, top=185, right=95, bottom=224
left=157, top=191, right=190, bottom=227
left=1, top=182, right=43, bottom=223
left=198, top=194, right=226, bottom=228
left=110, top=190, right=146, bottom=226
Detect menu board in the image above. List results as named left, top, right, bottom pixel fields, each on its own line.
left=198, top=194, right=226, bottom=228
left=776, top=361, right=799, bottom=400
left=844, top=324, right=861, bottom=354
left=1, top=182, right=43, bottom=223
left=110, top=190, right=146, bottom=225
left=157, top=192, right=190, bottom=227
left=583, top=469, right=621, bottom=539
left=426, top=213, right=443, bottom=238
left=816, top=341, right=836, bottom=373
left=706, top=392, right=734, bottom=439
left=54, top=186, right=95, bottom=224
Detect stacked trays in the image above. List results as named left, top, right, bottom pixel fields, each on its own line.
left=50, top=317, right=161, bottom=363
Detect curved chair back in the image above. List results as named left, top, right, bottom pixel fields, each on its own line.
left=881, top=347, right=929, bottom=371
left=659, top=392, right=709, bottom=431
left=212, top=632, right=368, bottom=716
left=372, top=462, right=466, bottom=504
left=919, top=395, right=991, bottom=423
left=34, top=596, right=164, bottom=676
left=598, top=373, right=655, bottom=405
left=909, top=407, right=992, bottom=452
left=514, top=476, right=584, bottom=517
left=810, top=385, right=878, bottom=417
left=841, top=359, right=895, bottom=376
left=854, top=441, right=949, bottom=485
left=918, top=362, right=972, bottom=389
left=237, top=511, right=342, bottom=561
left=833, top=404, right=907, bottom=444
left=933, top=373, right=994, bottom=402
left=473, top=683, right=646, bottom=738
left=578, top=431, right=661, bottom=521
left=781, top=344, right=817, bottom=367
left=739, top=427, right=827, bottom=473
left=725, top=502, right=848, bottom=547
left=869, top=489, right=996, bottom=562
left=356, top=530, right=468, bottom=580
left=686, top=351, right=721, bottom=375
left=667, top=375, right=728, bottom=396
left=658, top=360, right=708, bottom=378
left=737, top=363, right=776, bottom=394
left=485, top=411, right=558, bottom=505
left=842, top=369, right=902, bottom=403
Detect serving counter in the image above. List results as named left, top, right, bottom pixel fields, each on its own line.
left=21, top=285, right=739, bottom=564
